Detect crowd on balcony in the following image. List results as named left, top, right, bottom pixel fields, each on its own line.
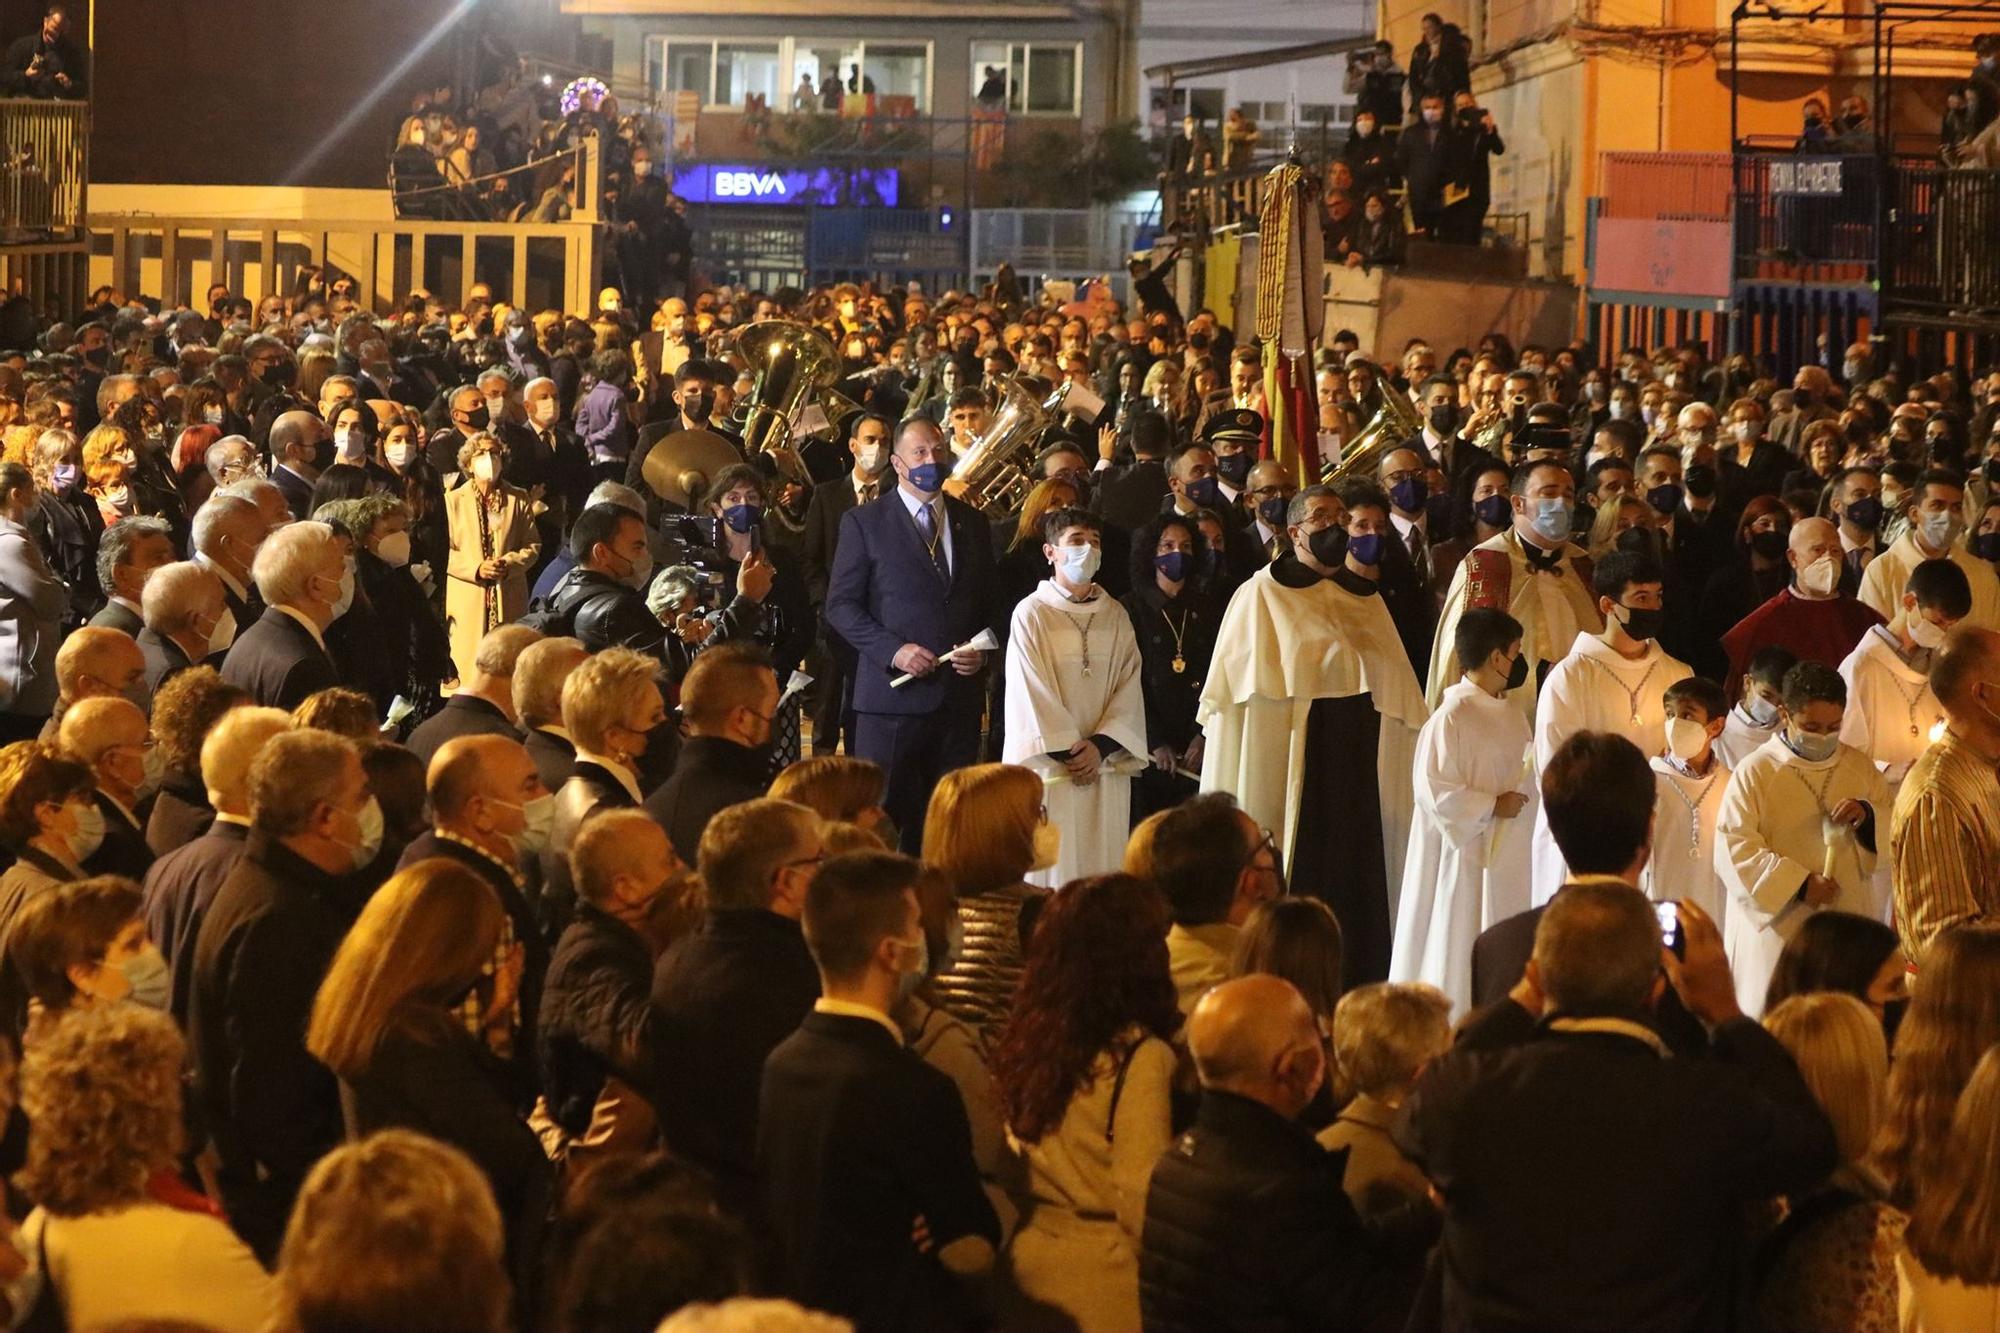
left=0, top=229, right=1993, bottom=1329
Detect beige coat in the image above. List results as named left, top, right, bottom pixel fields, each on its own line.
left=443, top=479, right=538, bottom=682
left=1317, top=1092, right=1433, bottom=1218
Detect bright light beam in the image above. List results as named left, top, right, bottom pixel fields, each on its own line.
left=282, top=0, right=483, bottom=187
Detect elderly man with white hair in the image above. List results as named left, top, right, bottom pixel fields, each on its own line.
left=215, top=476, right=293, bottom=537
left=220, top=520, right=348, bottom=709
left=203, top=434, right=262, bottom=493
left=137, top=560, right=230, bottom=692
left=192, top=493, right=271, bottom=627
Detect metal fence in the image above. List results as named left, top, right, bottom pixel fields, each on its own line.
left=0, top=98, right=88, bottom=237
left=1733, top=153, right=1880, bottom=284
left=968, top=207, right=1145, bottom=287
left=1598, top=151, right=1733, bottom=221
left=1884, top=163, right=2000, bottom=317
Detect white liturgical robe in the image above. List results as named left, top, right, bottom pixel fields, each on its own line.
left=1715, top=734, right=1891, bottom=1017
left=1642, top=754, right=1731, bottom=922
left=1004, top=580, right=1148, bottom=888
left=1388, top=679, right=1535, bottom=1014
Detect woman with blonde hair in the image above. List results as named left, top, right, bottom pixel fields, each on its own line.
left=1585, top=492, right=1651, bottom=563
left=1873, top=923, right=2000, bottom=1206
left=1755, top=992, right=1904, bottom=1332
left=1898, top=1045, right=2000, bottom=1327
left=768, top=755, right=888, bottom=831
left=925, top=762, right=1055, bottom=1033
left=16, top=1004, right=276, bottom=1330
left=307, top=859, right=552, bottom=1279
left=26, top=427, right=103, bottom=628
left=277, top=1129, right=510, bottom=1333
left=295, top=345, right=336, bottom=408
left=78, top=423, right=142, bottom=527
left=443, top=431, right=538, bottom=682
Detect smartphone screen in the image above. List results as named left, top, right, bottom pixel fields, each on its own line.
left=1655, top=901, right=1685, bottom=957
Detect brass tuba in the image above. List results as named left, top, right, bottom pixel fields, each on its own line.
left=944, top=376, right=1057, bottom=515
left=1320, top=359, right=1424, bottom=484
left=731, top=320, right=834, bottom=483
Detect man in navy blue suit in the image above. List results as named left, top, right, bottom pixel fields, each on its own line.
left=826, top=416, right=998, bottom=853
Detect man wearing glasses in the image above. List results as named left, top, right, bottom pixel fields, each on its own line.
left=1150, top=793, right=1286, bottom=1015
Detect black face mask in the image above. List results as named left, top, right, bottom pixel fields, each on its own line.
left=82, top=344, right=108, bottom=369
left=1615, top=604, right=1665, bottom=642
left=1215, top=453, right=1253, bottom=487
left=1684, top=463, right=1719, bottom=498
left=1428, top=404, right=1457, bottom=435
left=1749, top=528, right=1790, bottom=560
left=1306, top=524, right=1347, bottom=568
left=1501, top=650, right=1529, bottom=691
left=680, top=389, right=714, bottom=423
left=461, top=404, right=490, bottom=432
left=259, top=359, right=295, bottom=389
left=312, top=437, right=336, bottom=472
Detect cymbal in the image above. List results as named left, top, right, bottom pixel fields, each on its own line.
left=641, top=430, right=744, bottom=511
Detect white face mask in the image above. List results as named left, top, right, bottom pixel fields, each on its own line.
left=1732, top=421, right=1762, bottom=444
left=1665, top=716, right=1710, bottom=762
left=334, top=429, right=365, bottom=462
left=206, top=606, right=238, bottom=657
left=854, top=443, right=885, bottom=474
left=1799, top=552, right=1841, bottom=597
left=386, top=442, right=414, bottom=470
left=484, top=395, right=508, bottom=423
left=1053, top=543, right=1101, bottom=587
left=1908, top=611, right=1948, bottom=650
left=530, top=397, right=558, bottom=427
left=471, top=453, right=498, bottom=483
left=376, top=530, right=413, bottom=568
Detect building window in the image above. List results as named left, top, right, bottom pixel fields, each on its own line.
left=648, top=37, right=783, bottom=109
left=970, top=41, right=1081, bottom=115
left=1160, top=85, right=1226, bottom=124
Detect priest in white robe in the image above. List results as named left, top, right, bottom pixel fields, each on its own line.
left=1200, top=484, right=1429, bottom=984
left=1529, top=547, right=1692, bottom=904
left=1644, top=676, right=1733, bottom=922
left=1715, top=661, right=1892, bottom=1017
left=1003, top=507, right=1147, bottom=888
left=1389, top=607, right=1535, bottom=1015
left=1425, top=458, right=1602, bottom=723
left=1857, top=472, right=2000, bottom=630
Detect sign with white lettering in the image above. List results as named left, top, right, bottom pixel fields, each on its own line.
left=1768, top=158, right=1844, bottom=196
left=671, top=164, right=900, bottom=207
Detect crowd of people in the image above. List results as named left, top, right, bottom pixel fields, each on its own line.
left=0, top=246, right=1994, bottom=1332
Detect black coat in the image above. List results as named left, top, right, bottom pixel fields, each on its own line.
left=523, top=726, right=577, bottom=795
left=1121, top=578, right=1221, bottom=753
left=356, top=548, right=450, bottom=712
left=1097, top=459, right=1172, bottom=534
left=271, top=464, right=315, bottom=523
left=545, top=566, right=671, bottom=662
left=341, top=1017, right=554, bottom=1283
left=642, top=735, right=768, bottom=865
left=801, top=474, right=866, bottom=608
left=405, top=693, right=520, bottom=768
left=757, top=1011, right=999, bottom=1330
left=26, top=488, right=104, bottom=630
left=220, top=606, right=339, bottom=711
left=136, top=627, right=197, bottom=694
left=145, top=769, right=213, bottom=858
left=1140, top=1089, right=1399, bottom=1333
left=82, top=791, right=154, bottom=883
left=1396, top=999, right=1839, bottom=1333
left=187, top=830, right=361, bottom=1260
left=651, top=907, right=819, bottom=1206
left=538, top=761, right=637, bottom=941
left=140, top=818, right=247, bottom=1026
left=87, top=599, right=141, bottom=637
left=537, top=903, right=657, bottom=1136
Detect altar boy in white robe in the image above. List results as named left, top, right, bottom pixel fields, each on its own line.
left=1004, top=504, right=1147, bottom=887
left=1198, top=484, right=1429, bottom=984
left=1529, top=548, right=1692, bottom=904
left=1715, top=660, right=1891, bottom=1017
left=1644, top=675, right=1732, bottom=922
left=1715, top=644, right=1795, bottom=771
left=1389, top=607, right=1535, bottom=1014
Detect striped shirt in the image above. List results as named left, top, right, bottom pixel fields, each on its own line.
left=1890, top=730, right=2000, bottom=965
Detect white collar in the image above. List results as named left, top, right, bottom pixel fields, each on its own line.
left=537, top=724, right=573, bottom=743
left=1839, top=526, right=1875, bottom=555
left=271, top=603, right=328, bottom=654
left=200, top=556, right=247, bottom=600
left=897, top=485, right=940, bottom=518
left=213, top=811, right=253, bottom=828
left=575, top=750, right=643, bottom=803
left=112, top=594, right=142, bottom=617
left=1546, top=1016, right=1670, bottom=1058
left=98, top=791, right=142, bottom=830
left=814, top=996, right=904, bottom=1045
left=1390, top=510, right=1425, bottom=540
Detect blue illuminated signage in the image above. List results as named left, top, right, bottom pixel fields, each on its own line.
left=671, top=164, right=900, bottom=207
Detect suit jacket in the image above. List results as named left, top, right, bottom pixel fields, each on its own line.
left=271, top=464, right=315, bottom=523
left=405, top=693, right=520, bottom=768
left=220, top=606, right=338, bottom=711
left=825, top=489, right=998, bottom=717
left=757, top=1010, right=999, bottom=1329
left=1097, top=458, right=1172, bottom=534
left=653, top=908, right=820, bottom=1207
left=538, top=762, right=636, bottom=942
left=141, top=818, right=248, bottom=1026
left=0, top=514, right=65, bottom=717
left=802, top=474, right=867, bottom=608
left=87, top=598, right=142, bottom=638
left=188, top=830, right=361, bottom=1259
left=145, top=770, right=213, bottom=858
left=523, top=727, right=577, bottom=795
left=1394, top=998, right=1839, bottom=1333
left=136, top=627, right=197, bottom=694
left=642, top=735, right=768, bottom=865
left=83, top=791, right=155, bottom=883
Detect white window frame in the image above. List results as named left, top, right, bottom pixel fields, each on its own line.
left=970, top=40, right=1083, bottom=117
left=646, top=36, right=935, bottom=114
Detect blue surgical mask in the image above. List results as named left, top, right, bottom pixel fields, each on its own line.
left=1530, top=496, right=1571, bottom=542
left=1390, top=477, right=1428, bottom=513
left=120, top=945, right=170, bottom=1010
left=1744, top=694, right=1780, bottom=727
left=722, top=502, right=762, bottom=534
left=51, top=462, right=78, bottom=492
left=905, top=461, right=945, bottom=494
left=1783, top=727, right=1839, bottom=763
left=1185, top=476, right=1221, bottom=509
left=1154, top=550, right=1189, bottom=582
left=1347, top=531, right=1385, bottom=566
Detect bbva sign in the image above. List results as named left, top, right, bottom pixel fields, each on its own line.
left=715, top=169, right=790, bottom=198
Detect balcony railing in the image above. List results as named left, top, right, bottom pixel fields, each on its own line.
left=0, top=97, right=88, bottom=238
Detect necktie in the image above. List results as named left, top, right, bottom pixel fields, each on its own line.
left=1846, top=548, right=1868, bottom=577
left=1408, top=525, right=1428, bottom=583
left=917, top=501, right=948, bottom=576
left=860, top=481, right=877, bottom=503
